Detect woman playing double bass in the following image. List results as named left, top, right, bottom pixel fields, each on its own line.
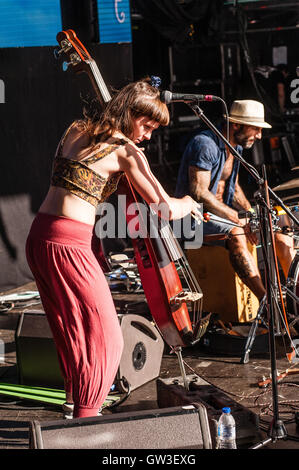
left=26, top=77, right=202, bottom=419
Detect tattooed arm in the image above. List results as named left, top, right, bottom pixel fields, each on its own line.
left=232, top=177, right=252, bottom=211
left=188, top=166, right=240, bottom=224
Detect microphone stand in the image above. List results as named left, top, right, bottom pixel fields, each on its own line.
left=252, top=166, right=288, bottom=447
left=187, top=102, right=299, bottom=447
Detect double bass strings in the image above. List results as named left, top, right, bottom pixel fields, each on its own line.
left=157, top=210, right=203, bottom=327
left=89, top=60, right=111, bottom=103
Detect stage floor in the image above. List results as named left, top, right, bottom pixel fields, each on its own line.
left=0, top=282, right=299, bottom=453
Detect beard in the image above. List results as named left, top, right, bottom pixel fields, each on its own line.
left=233, top=128, right=256, bottom=149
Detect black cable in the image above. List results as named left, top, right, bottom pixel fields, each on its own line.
left=235, top=5, right=287, bottom=124
left=105, top=377, right=131, bottom=411
left=0, top=398, right=57, bottom=411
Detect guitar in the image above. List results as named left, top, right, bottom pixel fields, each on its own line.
left=55, top=29, right=210, bottom=348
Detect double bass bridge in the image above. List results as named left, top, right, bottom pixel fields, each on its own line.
left=170, top=290, right=203, bottom=306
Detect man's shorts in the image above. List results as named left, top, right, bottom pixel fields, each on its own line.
left=203, top=212, right=234, bottom=247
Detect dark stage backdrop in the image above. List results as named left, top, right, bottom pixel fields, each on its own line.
left=0, top=43, right=133, bottom=291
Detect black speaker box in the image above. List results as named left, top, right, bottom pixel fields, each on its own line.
left=15, top=311, right=164, bottom=392
left=156, top=374, right=262, bottom=448
left=15, top=310, right=63, bottom=388
left=29, top=404, right=212, bottom=449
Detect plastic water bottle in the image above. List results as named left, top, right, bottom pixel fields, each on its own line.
left=217, top=407, right=237, bottom=449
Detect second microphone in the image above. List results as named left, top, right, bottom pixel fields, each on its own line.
left=160, top=90, right=221, bottom=104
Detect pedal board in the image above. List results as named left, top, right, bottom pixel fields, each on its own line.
left=157, top=375, right=262, bottom=448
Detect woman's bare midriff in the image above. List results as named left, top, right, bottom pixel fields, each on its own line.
left=39, top=186, right=97, bottom=225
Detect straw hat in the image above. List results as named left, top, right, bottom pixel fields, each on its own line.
left=226, top=100, right=272, bottom=128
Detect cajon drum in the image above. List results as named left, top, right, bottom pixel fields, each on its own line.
left=187, top=244, right=259, bottom=322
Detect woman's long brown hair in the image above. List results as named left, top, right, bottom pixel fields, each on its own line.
left=83, top=77, right=169, bottom=145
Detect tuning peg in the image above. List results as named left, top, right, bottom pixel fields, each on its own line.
left=62, top=61, right=71, bottom=72
left=53, top=48, right=62, bottom=60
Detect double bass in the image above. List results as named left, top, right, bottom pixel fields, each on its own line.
left=55, top=30, right=210, bottom=350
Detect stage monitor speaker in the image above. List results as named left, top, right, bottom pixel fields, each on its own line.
left=116, top=314, right=164, bottom=393
left=29, top=404, right=212, bottom=449
left=15, top=311, right=164, bottom=392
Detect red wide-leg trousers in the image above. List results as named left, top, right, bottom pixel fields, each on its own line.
left=26, top=213, right=124, bottom=418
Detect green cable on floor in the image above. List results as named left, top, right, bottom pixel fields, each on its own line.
left=0, top=382, right=65, bottom=405
left=0, top=382, right=121, bottom=408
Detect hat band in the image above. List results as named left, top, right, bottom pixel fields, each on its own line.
left=229, top=114, right=265, bottom=123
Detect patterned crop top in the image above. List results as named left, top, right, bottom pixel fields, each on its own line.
left=51, top=127, right=127, bottom=207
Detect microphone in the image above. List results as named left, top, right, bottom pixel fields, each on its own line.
left=160, top=90, right=222, bottom=104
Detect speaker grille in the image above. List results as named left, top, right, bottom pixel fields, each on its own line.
left=132, top=342, right=146, bottom=370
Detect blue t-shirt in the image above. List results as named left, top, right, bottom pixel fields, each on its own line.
left=175, top=129, right=242, bottom=208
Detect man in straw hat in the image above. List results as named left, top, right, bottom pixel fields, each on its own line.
left=175, top=99, right=296, bottom=302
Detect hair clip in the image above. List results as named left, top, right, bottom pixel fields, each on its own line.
left=150, top=75, right=162, bottom=89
